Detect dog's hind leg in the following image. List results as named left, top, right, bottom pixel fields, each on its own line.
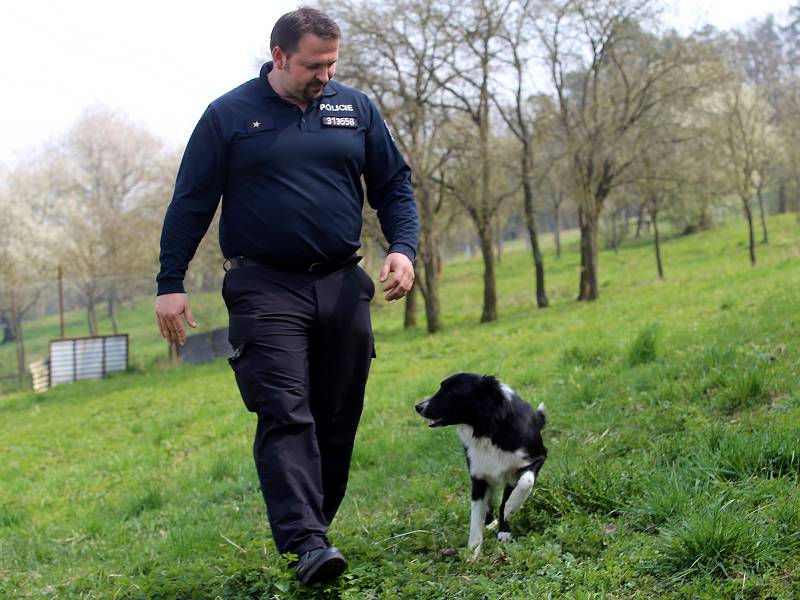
left=484, top=487, right=498, bottom=530
left=497, top=484, right=514, bottom=542
left=468, top=477, right=490, bottom=560
left=503, top=470, right=536, bottom=523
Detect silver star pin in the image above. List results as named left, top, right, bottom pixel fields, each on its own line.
left=252, top=121, right=261, bottom=128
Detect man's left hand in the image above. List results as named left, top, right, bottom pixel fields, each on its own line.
left=380, top=252, right=415, bottom=301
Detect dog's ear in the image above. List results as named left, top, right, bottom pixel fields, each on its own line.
left=481, top=375, right=502, bottom=403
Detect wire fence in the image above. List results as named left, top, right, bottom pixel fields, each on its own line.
left=0, top=202, right=762, bottom=395
left=0, top=269, right=227, bottom=393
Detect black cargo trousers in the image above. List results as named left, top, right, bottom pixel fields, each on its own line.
left=222, top=258, right=376, bottom=556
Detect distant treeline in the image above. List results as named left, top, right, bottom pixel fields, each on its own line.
left=2, top=0, right=800, bottom=387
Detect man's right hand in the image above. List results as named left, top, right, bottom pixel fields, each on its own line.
left=155, top=293, right=197, bottom=346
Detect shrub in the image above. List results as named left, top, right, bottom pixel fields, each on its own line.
left=523, top=454, right=643, bottom=520
left=559, top=344, right=613, bottom=369
left=209, top=456, right=235, bottom=481
left=628, top=324, right=659, bottom=366
left=716, top=368, right=771, bottom=415
left=0, top=505, right=24, bottom=528
left=654, top=499, right=779, bottom=581
left=683, top=426, right=800, bottom=482
left=628, top=468, right=694, bottom=531
left=123, top=487, right=165, bottom=519
left=568, top=373, right=607, bottom=406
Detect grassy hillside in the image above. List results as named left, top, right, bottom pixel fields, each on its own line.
left=1, top=215, right=798, bottom=599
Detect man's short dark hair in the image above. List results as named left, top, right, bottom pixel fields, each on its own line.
left=270, top=7, right=341, bottom=55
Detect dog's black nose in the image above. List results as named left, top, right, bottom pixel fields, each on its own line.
left=415, top=400, right=428, bottom=415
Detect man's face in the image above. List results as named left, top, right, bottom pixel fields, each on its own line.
left=273, top=33, right=339, bottom=103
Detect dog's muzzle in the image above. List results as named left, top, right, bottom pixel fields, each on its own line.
left=415, top=399, right=445, bottom=427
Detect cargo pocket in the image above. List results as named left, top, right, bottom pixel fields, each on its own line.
left=357, top=266, right=375, bottom=301
left=227, top=342, right=259, bottom=413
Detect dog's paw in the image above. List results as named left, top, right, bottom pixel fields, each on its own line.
left=484, top=518, right=498, bottom=531
left=497, top=531, right=512, bottom=543
left=468, top=543, right=483, bottom=562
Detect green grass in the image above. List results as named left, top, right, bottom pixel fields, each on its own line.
left=1, top=214, right=799, bottom=598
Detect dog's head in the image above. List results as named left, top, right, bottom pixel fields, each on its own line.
left=415, top=372, right=509, bottom=432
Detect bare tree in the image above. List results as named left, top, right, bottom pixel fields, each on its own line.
left=627, top=40, right=720, bottom=279
left=428, top=0, right=517, bottom=322
left=533, top=107, right=573, bottom=259
left=494, top=0, right=549, bottom=308
left=538, top=0, right=703, bottom=300
left=51, top=108, right=165, bottom=334
left=0, top=164, right=52, bottom=387
left=324, top=0, right=454, bottom=332
left=709, top=82, right=777, bottom=265
left=630, top=147, right=687, bottom=279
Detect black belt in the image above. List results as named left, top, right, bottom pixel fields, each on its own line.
left=224, top=254, right=362, bottom=275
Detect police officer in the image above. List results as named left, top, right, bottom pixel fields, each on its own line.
left=154, top=8, right=418, bottom=586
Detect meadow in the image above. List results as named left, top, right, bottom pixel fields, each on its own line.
left=1, top=215, right=798, bottom=599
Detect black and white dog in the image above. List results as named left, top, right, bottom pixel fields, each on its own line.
left=416, top=373, right=547, bottom=558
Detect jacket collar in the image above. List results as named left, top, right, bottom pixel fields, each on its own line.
left=259, top=62, right=338, bottom=99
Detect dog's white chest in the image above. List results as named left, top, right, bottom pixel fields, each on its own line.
left=457, top=425, right=530, bottom=485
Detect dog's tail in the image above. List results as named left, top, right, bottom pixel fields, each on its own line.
left=533, top=402, right=546, bottom=430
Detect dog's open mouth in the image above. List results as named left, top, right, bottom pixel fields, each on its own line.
left=428, top=418, right=444, bottom=428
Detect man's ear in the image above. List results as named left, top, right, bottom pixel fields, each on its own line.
left=271, top=46, right=287, bottom=70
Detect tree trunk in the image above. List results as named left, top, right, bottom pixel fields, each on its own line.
left=521, top=160, right=548, bottom=308
left=652, top=210, right=664, bottom=280
left=756, top=185, right=769, bottom=244
left=404, top=281, right=417, bottom=329
left=87, top=296, right=98, bottom=336
left=494, top=216, right=502, bottom=263
left=417, top=184, right=442, bottom=333
left=635, top=205, right=645, bottom=238
left=553, top=198, right=562, bottom=259
left=795, top=176, right=800, bottom=214
left=698, top=209, right=709, bottom=231
left=1, top=312, right=15, bottom=344
left=478, top=226, right=498, bottom=322
left=421, top=257, right=441, bottom=333
left=108, top=294, right=119, bottom=335
left=577, top=205, right=599, bottom=301
left=11, top=289, right=26, bottom=388
left=778, top=182, right=787, bottom=214
left=611, top=211, right=620, bottom=253
left=16, top=320, right=26, bottom=389
left=743, top=200, right=757, bottom=266
left=478, top=49, right=495, bottom=324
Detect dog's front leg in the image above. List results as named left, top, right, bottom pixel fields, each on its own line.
left=468, top=477, right=490, bottom=560
left=497, top=484, right=514, bottom=542
left=504, top=470, right=536, bottom=522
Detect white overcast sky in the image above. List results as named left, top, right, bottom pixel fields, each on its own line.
left=0, top=0, right=793, bottom=166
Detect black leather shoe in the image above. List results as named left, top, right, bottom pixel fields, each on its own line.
left=295, top=547, right=347, bottom=586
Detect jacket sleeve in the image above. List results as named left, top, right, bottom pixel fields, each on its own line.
left=156, top=105, right=227, bottom=295
left=362, top=98, right=419, bottom=262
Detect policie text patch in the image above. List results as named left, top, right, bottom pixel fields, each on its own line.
left=321, top=115, right=359, bottom=128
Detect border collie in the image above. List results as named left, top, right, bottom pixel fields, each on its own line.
left=415, top=373, right=547, bottom=558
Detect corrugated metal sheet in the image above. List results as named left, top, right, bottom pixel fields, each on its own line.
left=48, top=334, right=129, bottom=389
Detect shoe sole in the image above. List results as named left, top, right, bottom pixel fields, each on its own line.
left=300, top=555, right=347, bottom=586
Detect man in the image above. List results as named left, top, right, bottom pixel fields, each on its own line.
left=154, top=8, right=418, bottom=586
